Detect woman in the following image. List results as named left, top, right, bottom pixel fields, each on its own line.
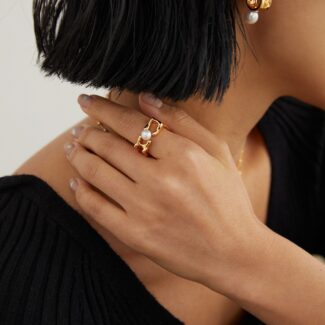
left=1, top=0, right=325, bottom=324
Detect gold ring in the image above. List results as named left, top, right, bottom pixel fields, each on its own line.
left=134, top=118, right=166, bottom=156
left=97, top=121, right=108, bottom=132
left=246, top=0, right=272, bottom=10
left=95, top=90, right=114, bottom=132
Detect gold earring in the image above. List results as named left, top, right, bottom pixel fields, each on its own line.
left=246, top=0, right=272, bottom=24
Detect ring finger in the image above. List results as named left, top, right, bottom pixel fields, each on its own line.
left=66, top=140, right=137, bottom=208
left=73, top=125, right=153, bottom=183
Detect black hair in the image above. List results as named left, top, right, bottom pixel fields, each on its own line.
left=33, top=0, right=247, bottom=103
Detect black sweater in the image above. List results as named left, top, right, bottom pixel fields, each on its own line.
left=1, top=96, right=325, bottom=324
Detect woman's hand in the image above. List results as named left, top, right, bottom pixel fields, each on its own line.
left=64, top=93, right=275, bottom=295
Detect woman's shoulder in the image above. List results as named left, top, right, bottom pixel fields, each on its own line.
left=0, top=173, right=86, bottom=323
left=260, top=96, right=325, bottom=253
left=11, top=116, right=95, bottom=217
left=0, top=172, right=98, bottom=260
left=0, top=174, right=184, bottom=325
left=260, top=95, right=325, bottom=171
left=262, top=96, right=325, bottom=140
left=0, top=174, right=134, bottom=324
left=0, top=115, right=110, bottom=284
left=0, top=173, right=103, bottom=253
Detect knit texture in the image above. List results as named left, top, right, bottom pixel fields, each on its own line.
left=0, top=96, right=325, bottom=324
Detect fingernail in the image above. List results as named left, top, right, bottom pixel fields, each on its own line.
left=78, top=94, right=92, bottom=107
left=142, top=92, right=163, bottom=108
left=64, top=142, right=76, bottom=157
left=71, top=125, right=85, bottom=139
left=69, top=178, right=79, bottom=191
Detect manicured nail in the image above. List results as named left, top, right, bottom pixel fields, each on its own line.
left=64, top=142, right=76, bottom=157
left=78, top=94, right=92, bottom=107
left=71, top=125, right=85, bottom=139
left=142, top=92, right=163, bottom=108
left=69, top=178, right=79, bottom=191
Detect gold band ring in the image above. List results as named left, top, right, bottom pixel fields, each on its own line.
left=134, top=118, right=166, bottom=156
left=97, top=121, right=108, bottom=132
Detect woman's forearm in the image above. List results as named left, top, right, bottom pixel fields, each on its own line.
left=204, top=227, right=325, bottom=324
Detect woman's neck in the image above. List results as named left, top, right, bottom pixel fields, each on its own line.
left=108, top=90, right=281, bottom=170
left=106, top=46, right=286, bottom=166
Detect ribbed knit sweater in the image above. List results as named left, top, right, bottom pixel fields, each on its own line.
left=1, top=96, right=325, bottom=324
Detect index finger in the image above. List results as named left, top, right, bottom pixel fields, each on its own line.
left=78, top=94, right=183, bottom=159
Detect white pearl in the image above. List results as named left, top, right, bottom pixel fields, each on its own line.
left=141, top=129, right=152, bottom=140
left=246, top=11, right=259, bottom=24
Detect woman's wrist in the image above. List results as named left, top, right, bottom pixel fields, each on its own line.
left=201, top=222, right=325, bottom=324
left=199, top=219, right=275, bottom=294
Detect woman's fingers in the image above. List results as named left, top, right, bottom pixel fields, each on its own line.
left=73, top=125, right=153, bottom=183
left=138, top=93, right=231, bottom=161
left=65, top=140, right=137, bottom=209
left=70, top=177, right=133, bottom=247
left=77, top=92, right=232, bottom=165
left=78, top=94, right=182, bottom=159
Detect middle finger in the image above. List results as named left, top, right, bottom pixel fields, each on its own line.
left=78, top=94, right=181, bottom=159
left=67, top=140, right=136, bottom=208
left=73, top=125, right=153, bottom=183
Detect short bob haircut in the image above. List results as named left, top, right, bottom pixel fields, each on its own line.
left=33, top=0, right=248, bottom=103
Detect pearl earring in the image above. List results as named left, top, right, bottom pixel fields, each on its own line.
left=246, top=0, right=272, bottom=24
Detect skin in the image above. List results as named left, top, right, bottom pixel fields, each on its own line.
left=12, top=0, right=325, bottom=324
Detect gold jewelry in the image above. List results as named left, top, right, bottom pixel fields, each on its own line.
left=97, top=89, right=245, bottom=171
left=95, top=90, right=114, bottom=132
left=246, top=0, right=272, bottom=10
left=236, top=144, right=245, bottom=175
left=97, top=121, right=108, bottom=132
left=98, top=89, right=166, bottom=157
left=134, top=118, right=166, bottom=156
left=246, top=0, right=272, bottom=24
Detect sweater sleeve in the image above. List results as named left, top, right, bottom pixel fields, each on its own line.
left=0, top=175, right=187, bottom=325
left=0, top=187, right=87, bottom=325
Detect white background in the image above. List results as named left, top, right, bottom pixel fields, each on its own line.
left=0, top=0, right=106, bottom=176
